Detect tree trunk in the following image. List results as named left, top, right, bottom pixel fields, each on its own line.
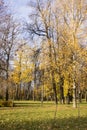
left=78, top=92, right=82, bottom=103
left=85, top=90, right=87, bottom=102
left=5, top=69, right=9, bottom=101
left=6, top=86, right=9, bottom=101
left=66, top=93, right=70, bottom=104
left=33, top=89, right=35, bottom=101
left=41, top=85, right=44, bottom=105
left=73, top=83, right=77, bottom=108
left=52, top=74, right=58, bottom=104
left=59, top=76, right=64, bottom=104
left=15, top=85, right=19, bottom=100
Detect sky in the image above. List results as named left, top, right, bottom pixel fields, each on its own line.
left=4, top=0, right=31, bottom=21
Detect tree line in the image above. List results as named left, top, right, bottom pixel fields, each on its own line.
left=0, top=0, right=87, bottom=108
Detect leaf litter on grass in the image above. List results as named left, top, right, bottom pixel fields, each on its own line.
left=0, top=102, right=87, bottom=130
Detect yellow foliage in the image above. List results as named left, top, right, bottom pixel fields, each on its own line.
left=12, top=47, right=34, bottom=84
left=64, top=79, right=69, bottom=97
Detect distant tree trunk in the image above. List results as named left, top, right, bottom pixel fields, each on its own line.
left=6, top=75, right=9, bottom=101
left=5, top=55, right=9, bottom=101
left=73, top=82, right=77, bottom=108
left=52, top=71, right=58, bottom=105
left=85, top=90, right=87, bottom=102
left=19, top=83, right=22, bottom=100
left=6, top=85, right=9, bottom=101
left=59, top=76, right=64, bottom=104
left=66, top=92, right=70, bottom=104
left=53, top=82, right=58, bottom=104
left=32, top=91, right=34, bottom=101
left=78, top=91, right=82, bottom=103
left=15, top=84, right=19, bottom=100
left=60, top=86, right=65, bottom=104
left=41, top=84, right=44, bottom=105
left=27, top=86, right=30, bottom=100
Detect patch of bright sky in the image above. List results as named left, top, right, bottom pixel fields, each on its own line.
left=4, top=0, right=31, bottom=21
left=4, top=0, right=44, bottom=47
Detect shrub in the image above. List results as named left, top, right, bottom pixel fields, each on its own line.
left=0, top=100, right=13, bottom=107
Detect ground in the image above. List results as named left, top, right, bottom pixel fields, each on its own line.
left=0, top=101, right=87, bottom=130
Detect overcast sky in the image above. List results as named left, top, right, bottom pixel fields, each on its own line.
left=4, top=0, right=30, bottom=20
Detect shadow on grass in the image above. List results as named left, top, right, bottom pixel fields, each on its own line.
left=13, top=102, right=54, bottom=107
left=14, top=104, right=42, bottom=107
left=0, top=116, right=87, bottom=130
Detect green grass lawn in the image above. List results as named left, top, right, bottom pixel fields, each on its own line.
left=0, top=101, right=87, bottom=130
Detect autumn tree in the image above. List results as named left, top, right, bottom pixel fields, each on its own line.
left=24, top=0, right=87, bottom=108
left=12, top=44, right=34, bottom=100
left=25, top=0, right=63, bottom=104
left=60, top=0, right=87, bottom=107
left=0, top=1, right=19, bottom=100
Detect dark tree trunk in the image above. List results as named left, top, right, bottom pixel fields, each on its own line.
left=19, top=83, right=22, bottom=100
left=53, top=82, right=58, bottom=104
left=85, top=90, right=87, bottom=102
left=66, top=92, right=70, bottom=104
left=78, top=92, right=82, bottom=103
left=52, top=72, right=58, bottom=104
left=15, top=85, right=19, bottom=100
left=6, top=86, right=9, bottom=101
left=59, top=76, right=64, bottom=104
left=5, top=69, right=9, bottom=101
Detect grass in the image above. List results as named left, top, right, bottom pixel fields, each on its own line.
left=0, top=101, right=87, bottom=130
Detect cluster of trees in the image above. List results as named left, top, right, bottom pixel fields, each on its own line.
left=0, top=0, right=20, bottom=101
left=0, top=0, right=87, bottom=108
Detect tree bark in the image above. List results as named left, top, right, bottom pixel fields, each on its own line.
left=85, top=90, right=87, bottom=102
left=52, top=72, right=58, bottom=104
left=73, top=83, right=77, bottom=108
